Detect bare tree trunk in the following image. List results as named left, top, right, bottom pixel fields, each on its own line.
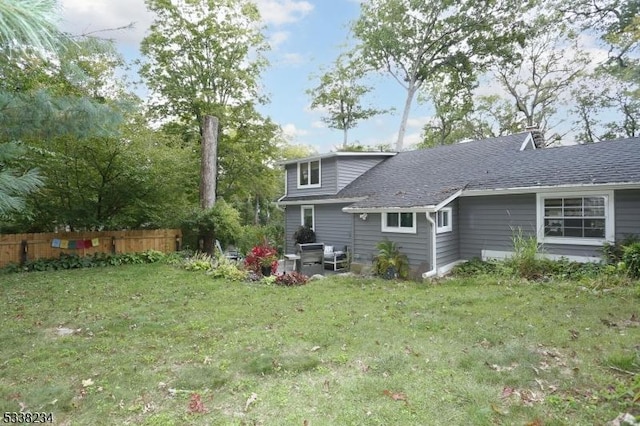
left=396, top=85, right=417, bottom=151
left=200, top=115, right=218, bottom=254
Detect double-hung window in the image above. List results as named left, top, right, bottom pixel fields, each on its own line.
left=537, top=192, right=614, bottom=245
left=298, top=160, right=321, bottom=188
left=436, top=208, right=452, bottom=233
left=382, top=212, right=416, bottom=234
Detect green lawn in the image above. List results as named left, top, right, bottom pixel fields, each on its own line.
left=1, top=265, right=638, bottom=425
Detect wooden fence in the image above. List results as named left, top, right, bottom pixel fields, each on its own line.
left=0, top=229, right=182, bottom=268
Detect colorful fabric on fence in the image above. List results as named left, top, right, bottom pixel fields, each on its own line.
left=52, top=238, right=98, bottom=249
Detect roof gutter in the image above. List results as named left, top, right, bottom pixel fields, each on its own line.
left=278, top=197, right=367, bottom=207
left=422, top=212, right=437, bottom=279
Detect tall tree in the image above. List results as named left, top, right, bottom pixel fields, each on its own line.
left=0, top=0, right=62, bottom=216
left=352, top=0, right=525, bottom=151
left=308, top=52, right=387, bottom=148
left=139, top=0, right=268, bottom=136
left=490, top=15, right=590, bottom=143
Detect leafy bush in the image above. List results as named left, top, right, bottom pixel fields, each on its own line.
left=602, top=235, right=640, bottom=264
left=180, top=252, right=215, bottom=271
left=237, top=224, right=284, bottom=256
left=275, top=271, right=309, bottom=286
left=505, top=228, right=542, bottom=279
left=182, top=201, right=243, bottom=249
left=2, top=250, right=168, bottom=273
left=293, top=226, right=316, bottom=245
left=452, top=258, right=499, bottom=277
left=209, top=256, right=248, bottom=281
left=622, top=242, right=640, bottom=278
left=244, top=244, right=278, bottom=276
left=372, top=239, right=409, bottom=279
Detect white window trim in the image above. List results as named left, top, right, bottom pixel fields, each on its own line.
left=297, top=160, right=321, bottom=189
left=301, top=205, right=315, bottom=230
left=536, top=191, right=615, bottom=246
left=436, top=207, right=452, bottom=234
left=381, top=212, right=417, bottom=234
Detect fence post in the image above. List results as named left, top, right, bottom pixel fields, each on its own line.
left=20, top=240, right=28, bottom=265
left=111, top=236, right=116, bottom=254
left=175, top=235, right=181, bottom=252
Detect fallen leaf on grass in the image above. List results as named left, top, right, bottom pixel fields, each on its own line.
left=383, top=390, right=407, bottom=402
left=490, top=403, right=507, bottom=415
left=501, top=386, right=514, bottom=399
left=525, top=419, right=543, bottom=426
left=188, top=393, right=208, bottom=414
left=486, top=362, right=519, bottom=372
left=82, top=379, right=94, bottom=388
left=245, top=392, right=258, bottom=412
left=310, top=346, right=321, bottom=352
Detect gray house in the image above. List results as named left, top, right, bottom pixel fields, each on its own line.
left=277, top=132, right=640, bottom=278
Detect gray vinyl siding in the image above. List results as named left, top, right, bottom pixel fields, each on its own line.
left=314, top=204, right=353, bottom=252
left=436, top=200, right=459, bottom=267
left=286, top=158, right=338, bottom=198
left=458, top=194, right=537, bottom=260
left=458, top=190, right=640, bottom=260
left=352, top=213, right=431, bottom=275
left=615, top=189, right=640, bottom=240
left=283, top=203, right=352, bottom=254
left=284, top=206, right=300, bottom=254
left=337, top=158, right=387, bottom=191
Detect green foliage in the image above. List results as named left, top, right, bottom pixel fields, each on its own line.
left=236, top=224, right=284, bottom=256
left=182, top=201, right=243, bottom=249
left=352, top=0, right=527, bottom=149
left=178, top=252, right=215, bottom=272
left=1, top=250, right=168, bottom=273
left=602, top=235, right=640, bottom=263
left=0, top=142, right=43, bottom=217
left=451, top=258, right=499, bottom=277
left=503, top=228, right=542, bottom=279
left=372, top=239, right=409, bottom=279
left=622, top=242, right=640, bottom=278
left=208, top=255, right=248, bottom=281
left=307, top=51, right=388, bottom=147
left=0, top=0, right=61, bottom=55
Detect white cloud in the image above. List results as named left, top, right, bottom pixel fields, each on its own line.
left=58, top=0, right=153, bottom=46
left=311, top=120, right=326, bottom=129
left=406, top=116, right=429, bottom=129
left=256, top=0, right=314, bottom=26
left=269, top=30, right=290, bottom=49
left=282, top=123, right=309, bottom=139
left=57, top=0, right=314, bottom=48
left=279, top=52, right=306, bottom=66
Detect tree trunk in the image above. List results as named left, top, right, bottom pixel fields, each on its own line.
left=200, top=115, right=218, bottom=254
left=396, top=85, right=418, bottom=151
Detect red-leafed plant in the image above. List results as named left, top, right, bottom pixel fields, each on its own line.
left=244, top=243, right=278, bottom=276
left=275, top=271, right=309, bottom=286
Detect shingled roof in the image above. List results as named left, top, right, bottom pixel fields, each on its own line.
left=336, top=132, right=640, bottom=210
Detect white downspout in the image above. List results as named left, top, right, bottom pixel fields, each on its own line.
left=423, top=212, right=437, bottom=278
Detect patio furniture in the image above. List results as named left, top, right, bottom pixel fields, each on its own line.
left=324, top=245, right=348, bottom=271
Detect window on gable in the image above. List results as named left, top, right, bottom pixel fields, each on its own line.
left=537, top=192, right=614, bottom=246
left=301, top=205, right=315, bottom=230
left=436, top=208, right=452, bottom=233
left=298, top=160, right=321, bottom=188
left=382, top=212, right=416, bottom=234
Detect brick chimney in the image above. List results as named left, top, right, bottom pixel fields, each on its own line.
left=525, top=124, right=545, bottom=148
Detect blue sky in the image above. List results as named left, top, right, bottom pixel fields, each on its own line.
left=57, top=0, right=433, bottom=153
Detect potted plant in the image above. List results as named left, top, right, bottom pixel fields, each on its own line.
left=373, top=239, right=409, bottom=279
left=244, top=243, right=278, bottom=276
left=293, top=226, right=316, bottom=245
